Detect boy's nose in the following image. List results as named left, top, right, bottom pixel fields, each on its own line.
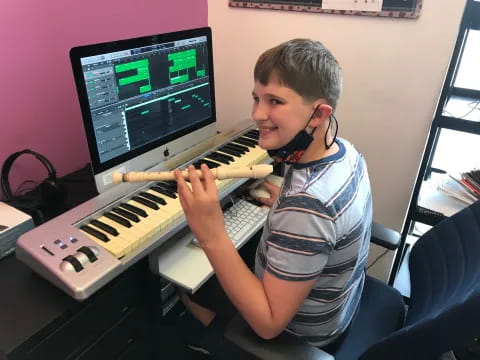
left=252, top=103, right=268, bottom=122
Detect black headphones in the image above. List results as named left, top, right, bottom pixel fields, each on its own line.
left=1, top=150, right=66, bottom=221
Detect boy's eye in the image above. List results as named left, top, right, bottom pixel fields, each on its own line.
left=252, top=96, right=259, bottom=103
left=270, top=99, right=282, bottom=105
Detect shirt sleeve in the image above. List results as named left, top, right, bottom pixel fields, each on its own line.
left=264, top=193, right=336, bottom=281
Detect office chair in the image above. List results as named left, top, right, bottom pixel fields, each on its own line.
left=225, top=200, right=480, bottom=360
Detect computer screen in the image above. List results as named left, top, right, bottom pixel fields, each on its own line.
left=70, top=27, right=217, bottom=193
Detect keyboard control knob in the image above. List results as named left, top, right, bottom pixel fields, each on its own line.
left=60, top=255, right=84, bottom=273
left=77, top=246, right=99, bottom=263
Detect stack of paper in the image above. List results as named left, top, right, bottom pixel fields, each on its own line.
left=438, top=171, right=480, bottom=205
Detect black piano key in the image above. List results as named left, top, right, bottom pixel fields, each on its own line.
left=232, top=138, right=255, bottom=148
left=132, top=196, right=159, bottom=210
left=219, top=146, right=243, bottom=157
left=157, top=181, right=177, bottom=192
left=206, top=153, right=231, bottom=165
left=223, top=144, right=247, bottom=155
left=80, top=225, right=110, bottom=243
left=140, top=191, right=167, bottom=205
left=104, top=212, right=133, bottom=228
left=226, top=142, right=249, bottom=153
left=151, top=185, right=177, bottom=199
left=242, top=134, right=259, bottom=142
left=111, top=207, right=140, bottom=223
left=195, top=159, right=220, bottom=168
left=239, top=136, right=258, bottom=146
left=90, top=219, right=119, bottom=236
left=211, top=151, right=235, bottom=162
left=244, top=130, right=259, bottom=139
left=119, top=203, right=148, bottom=218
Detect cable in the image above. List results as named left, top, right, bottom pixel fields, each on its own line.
left=459, top=100, right=480, bottom=119
left=443, top=100, right=480, bottom=119
left=366, top=249, right=390, bottom=271
left=14, top=180, right=39, bottom=196
left=228, top=195, right=238, bottom=216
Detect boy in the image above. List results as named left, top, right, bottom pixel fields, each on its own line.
left=174, top=38, right=372, bottom=355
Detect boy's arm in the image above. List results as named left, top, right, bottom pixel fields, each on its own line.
left=203, top=236, right=318, bottom=339
left=174, top=165, right=321, bottom=339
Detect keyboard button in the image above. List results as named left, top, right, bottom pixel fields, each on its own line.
left=192, top=199, right=268, bottom=247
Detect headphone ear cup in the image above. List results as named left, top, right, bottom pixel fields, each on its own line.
left=39, top=178, right=67, bottom=204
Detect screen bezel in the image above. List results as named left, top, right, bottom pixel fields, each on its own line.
left=70, top=27, right=216, bottom=175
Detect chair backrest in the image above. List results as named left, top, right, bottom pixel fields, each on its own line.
left=361, top=200, right=480, bottom=360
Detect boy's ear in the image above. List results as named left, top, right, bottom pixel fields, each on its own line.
left=311, top=103, right=332, bottom=127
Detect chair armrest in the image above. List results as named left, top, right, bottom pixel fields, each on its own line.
left=225, top=313, right=334, bottom=360
left=371, top=222, right=401, bottom=250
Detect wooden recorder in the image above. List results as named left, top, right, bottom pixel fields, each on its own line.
left=112, top=164, right=273, bottom=184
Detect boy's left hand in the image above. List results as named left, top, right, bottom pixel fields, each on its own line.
left=174, top=164, right=228, bottom=247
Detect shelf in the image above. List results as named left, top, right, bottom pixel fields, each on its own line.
left=390, top=0, right=480, bottom=286
left=416, top=178, right=470, bottom=217
left=438, top=116, right=480, bottom=135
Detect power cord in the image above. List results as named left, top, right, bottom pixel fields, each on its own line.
left=14, top=180, right=40, bottom=196
left=366, top=249, right=390, bottom=271
left=460, top=100, right=480, bottom=119
left=444, top=100, right=480, bottom=119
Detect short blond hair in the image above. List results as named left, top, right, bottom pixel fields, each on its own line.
left=254, top=39, right=342, bottom=110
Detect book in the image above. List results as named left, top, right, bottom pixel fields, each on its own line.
left=438, top=175, right=478, bottom=204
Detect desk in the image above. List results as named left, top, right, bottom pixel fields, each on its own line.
left=0, top=166, right=177, bottom=360
left=0, top=255, right=165, bottom=360
left=0, top=165, right=264, bottom=359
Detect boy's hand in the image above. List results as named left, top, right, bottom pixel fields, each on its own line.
left=174, top=164, right=229, bottom=247
left=256, top=180, right=280, bottom=207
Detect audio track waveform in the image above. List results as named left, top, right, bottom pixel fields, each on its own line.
left=115, top=59, right=152, bottom=95
left=168, top=49, right=206, bottom=85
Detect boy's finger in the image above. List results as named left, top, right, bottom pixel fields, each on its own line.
left=201, top=164, right=217, bottom=194
left=188, top=165, right=204, bottom=194
left=174, top=169, right=192, bottom=200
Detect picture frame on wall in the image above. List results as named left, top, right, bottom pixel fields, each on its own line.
left=228, top=0, right=423, bottom=18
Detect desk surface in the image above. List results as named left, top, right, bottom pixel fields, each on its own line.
left=0, top=165, right=98, bottom=355
left=0, top=254, right=75, bottom=354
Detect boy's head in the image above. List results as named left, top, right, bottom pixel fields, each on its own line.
left=254, top=39, right=342, bottom=110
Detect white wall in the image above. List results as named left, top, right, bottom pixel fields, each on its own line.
left=208, top=0, right=466, bottom=232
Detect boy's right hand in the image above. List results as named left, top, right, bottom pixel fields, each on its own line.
left=255, top=180, right=280, bottom=207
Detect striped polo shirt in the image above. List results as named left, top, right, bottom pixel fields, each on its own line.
left=254, top=138, right=372, bottom=347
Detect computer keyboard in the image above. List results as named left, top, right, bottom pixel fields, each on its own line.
left=191, top=199, right=269, bottom=247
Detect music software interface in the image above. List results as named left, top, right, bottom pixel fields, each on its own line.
left=80, top=36, right=212, bottom=163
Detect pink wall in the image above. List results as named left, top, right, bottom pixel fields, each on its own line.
left=0, top=0, right=207, bottom=199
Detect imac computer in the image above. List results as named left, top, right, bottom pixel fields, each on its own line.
left=70, top=27, right=217, bottom=193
